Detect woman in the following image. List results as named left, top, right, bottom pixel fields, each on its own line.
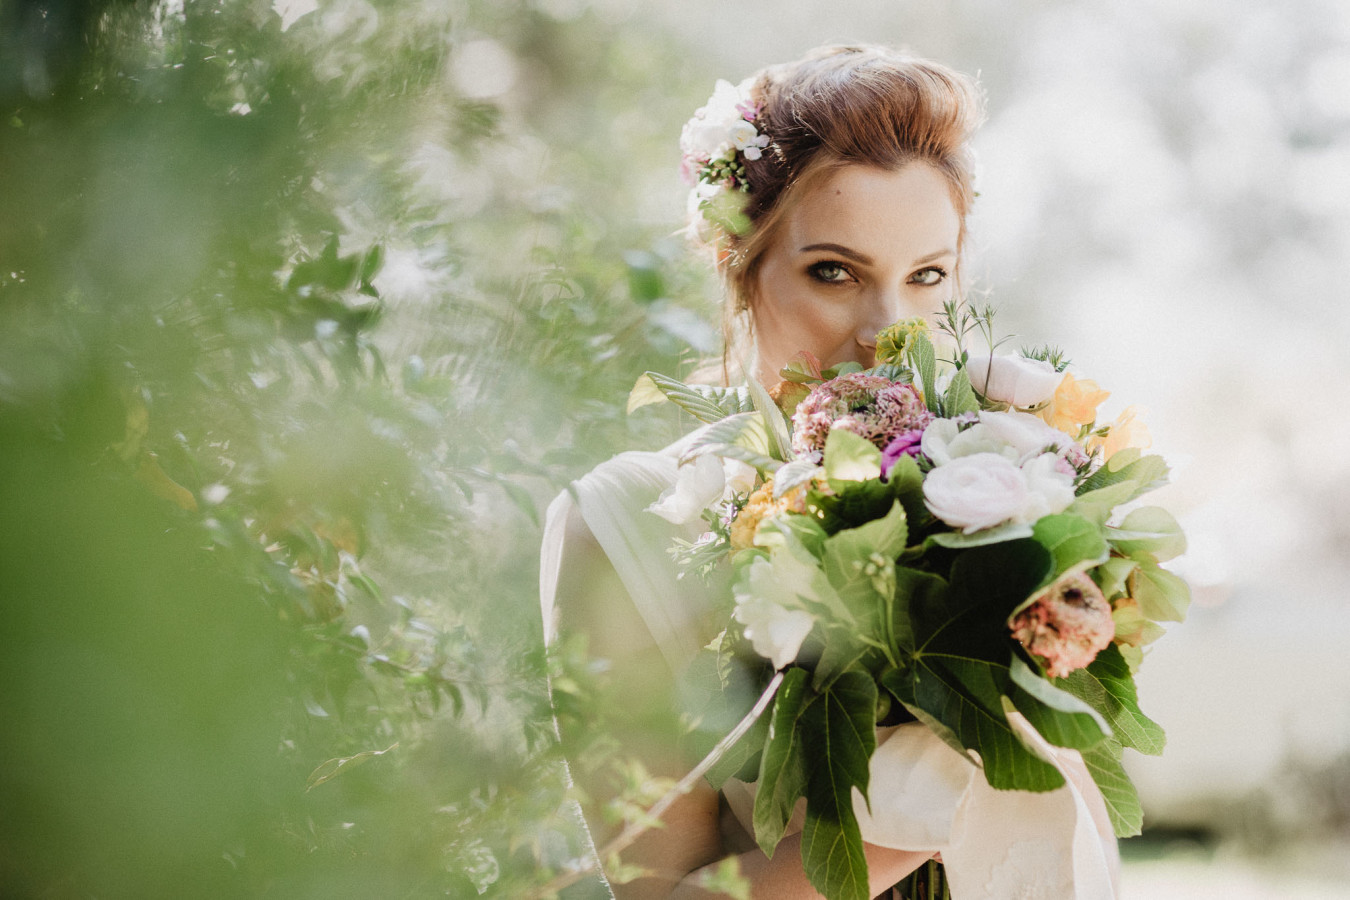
left=541, top=45, right=1119, bottom=899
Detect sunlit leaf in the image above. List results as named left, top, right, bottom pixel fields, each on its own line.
left=306, top=742, right=400, bottom=791
left=1058, top=645, right=1165, bottom=756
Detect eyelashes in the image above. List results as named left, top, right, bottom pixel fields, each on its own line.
left=910, top=266, right=948, bottom=286
left=806, top=261, right=949, bottom=287
left=807, top=261, right=853, bottom=284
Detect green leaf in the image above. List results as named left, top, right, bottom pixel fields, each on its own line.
left=749, top=376, right=793, bottom=462
left=823, top=428, right=882, bottom=482
left=799, top=671, right=877, bottom=900
left=1007, top=656, right=1109, bottom=750
left=780, top=352, right=825, bottom=383
left=1109, top=506, right=1187, bottom=562
left=1058, top=645, right=1165, bottom=756
left=1093, top=557, right=1137, bottom=599
left=866, top=363, right=913, bottom=382
left=889, top=566, right=948, bottom=655
left=1067, top=481, right=1138, bottom=527
left=824, top=361, right=865, bottom=378
left=638, top=371, right=754, bottom=423
left=681, top=412, right=782, bottom=473
left=624, top=249, right=665, bottom=303
left=694, top=636, right=775, bottom=790
left=1130, top=561, right=1190, bottom=622
left=1030, top=513, right=1109, bottom=586
left=900, top=654, right=1065, bottom=791
left=825, top=500, right=909, bottom=567
left=773, top=459, right=823, bottom=498
left=1081, top=738, right=1144, bottom=837
left=906, top=331, right=941, bottom=414
left=754, top=667, right=811, bottom=856
left=306, top=741, right=399, bottom=791
left=811, top=502, right=908, bottom=687
left=945, top=539, right=1054, bottom=629
left=757, top=513, right=828, bottom=560
left=929, top=522, right=1034, bottom=549
left=942, top=367, right=980, bottom=416
left=1075, top=450, right=1169, bottom=501
left=881, top=454, right=930, bottom=536
left=881, top=667, right=970, bottom=759
left=810, top=476, right=901, bottom=535
left=705, top=697, right=772, bottom=789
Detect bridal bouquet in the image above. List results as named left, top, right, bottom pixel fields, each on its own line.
left=636, top=303, right=1187, bottom=900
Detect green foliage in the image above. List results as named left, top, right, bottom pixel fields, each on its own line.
left=905, top=330, right=941, bottom=413
left=637, top=371, right=754, bottom=423
left=823, top=428, right=884, bottom=483
left=799, top=672, right=878, bottom=900
left=753, top=667, right=812, bottom=856
left=0, top=0, right=722, bottom=895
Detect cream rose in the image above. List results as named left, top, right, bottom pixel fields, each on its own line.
left=965, top=354, right=1065, bottom=408
left=1016, top=452, right=1077, bottom=522
left=923, top=453, right=1030, bottom=533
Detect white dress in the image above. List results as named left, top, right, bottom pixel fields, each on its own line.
left=541, top=444, right=1122, bottom=899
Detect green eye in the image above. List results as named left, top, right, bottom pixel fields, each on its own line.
left=809, top=262, right=850, bottom=283
left=910, top=267, right=947, bottom=286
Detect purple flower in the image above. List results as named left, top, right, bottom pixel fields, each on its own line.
left=880, top=429, right=925, bottom=478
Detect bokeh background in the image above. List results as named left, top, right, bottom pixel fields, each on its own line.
left=2, top=0, right=1348, bottom=897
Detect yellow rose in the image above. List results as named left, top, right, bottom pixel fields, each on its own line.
left=1037, top=372, right=1110, bottom=437
left=1089, top=405, right=1151, bottom=461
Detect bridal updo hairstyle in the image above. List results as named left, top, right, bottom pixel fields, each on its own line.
left=703, top=45, right=984, bottom=365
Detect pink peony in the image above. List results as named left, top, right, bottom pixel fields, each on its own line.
left=1009, top=572, right=1114, bottom=679
left=791, top=373, right=932, bottom=460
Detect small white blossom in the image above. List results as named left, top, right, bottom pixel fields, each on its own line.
left=721, top=459, right=758, bottom=498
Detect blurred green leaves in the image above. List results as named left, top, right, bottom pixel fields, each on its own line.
left=0, top=0, right=719, bottom=896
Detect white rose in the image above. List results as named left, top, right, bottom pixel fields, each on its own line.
left=919, top=418, right=961, bottom=465
left=976, top=410, right=1073, bottom=463
left=965, top=354, right=1064, bottom=408
left=1016, top=452, right=1077, bottom=523
left=647, top=453, right=724, bottom=524
left=920, top=418, right=1015, bottom=465
left=923, top=452, right=1029, bottom=533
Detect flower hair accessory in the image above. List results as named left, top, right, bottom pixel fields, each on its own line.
left=680, top=78, right=769, bottom=233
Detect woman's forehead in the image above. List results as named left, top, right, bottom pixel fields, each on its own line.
left=782, top=163, right=961, bottom=260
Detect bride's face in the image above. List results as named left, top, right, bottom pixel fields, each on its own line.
left=750, top=162, right=961, bottom=385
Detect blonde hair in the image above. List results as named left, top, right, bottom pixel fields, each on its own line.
left=694, top=45, right=984, bottom=380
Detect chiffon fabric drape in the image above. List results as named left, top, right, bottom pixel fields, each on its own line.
left=541, top=445, right=1120, bottom=899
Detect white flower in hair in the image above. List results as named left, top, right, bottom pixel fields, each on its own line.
left=679, top=77, right=770, bottom=226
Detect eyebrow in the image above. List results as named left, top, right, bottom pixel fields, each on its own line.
left=799, top=243, right=957, bottom=267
